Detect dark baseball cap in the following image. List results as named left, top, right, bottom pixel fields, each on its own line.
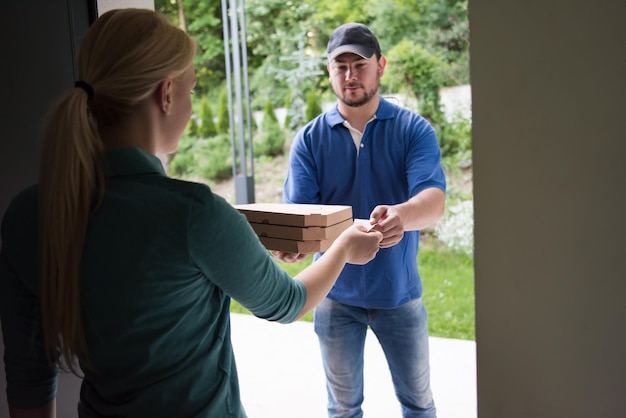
left=326, top=23, right=381, bottom=61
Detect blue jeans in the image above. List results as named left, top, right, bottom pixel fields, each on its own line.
left=314, top=298, right=436, bottom=418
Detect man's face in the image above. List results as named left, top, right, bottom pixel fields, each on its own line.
left=328, top=53, right=385, bottom=107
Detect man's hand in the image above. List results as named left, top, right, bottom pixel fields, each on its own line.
left=270, top=250, right=309, bottom=263
left=368, top=205, right=405, bottom=248
left=369, top=188, right=446, bottom=249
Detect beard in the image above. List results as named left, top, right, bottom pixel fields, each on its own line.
left=335, top=79, right=380, bottom=108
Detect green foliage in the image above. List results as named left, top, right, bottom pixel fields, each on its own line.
left=195, top=134, right=233, bottom=180
left=241, top=99, right=257, bottom=133
left=308, top=0, right=371, bottom=47
left=246, top=0, right=320, bottom=114
left=438, top=113, right=472, bottom=160
left=283, top=90, right=292, bottom=130
left=272, top=37, right=326, bottom=132
left=254, top=99, right=286, bottom=157
left=188, top=114, right=200, bottom=138
left=154, top=0, right=226, bottom=95
left=419, top=240, right=475, bottom=340
left=168, top=133, right=233, bottom=181
left=365, top=0, right=424, bottom=49
left=367, top=0, right=469, bottom=85
left=249, top=60, right=289, bottom=110
left=305, top=90, right=323, bottom=123
left=216, top=87, right=230, bottom=134
left=386, top=40, right=445, bottom=118
left=198, top=96, right=217, bottom=138
left=168, top=134, right=197, bottom=177
left=263, top=98, right=278, bottom=123
left=384, top=39, right=471, bottom=161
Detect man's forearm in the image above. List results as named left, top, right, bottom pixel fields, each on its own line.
left=396, top=187, right=446, bottom=231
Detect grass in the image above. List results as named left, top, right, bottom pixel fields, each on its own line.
left=419, top=238, right=475, bottom=340
left=230, top=237, right=475, bottom=341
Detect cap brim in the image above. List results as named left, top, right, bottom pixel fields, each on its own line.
left=327, top=44, right=374, bottom=61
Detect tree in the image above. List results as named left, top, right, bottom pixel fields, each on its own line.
left=245, top=0, right=320, bottom=112
left=216, top=86, right=230, bottom=134
left=271, top=37, right=325, bottom=131
left=254, top=99, right=285, bottom=157
left=367, top=0, right=469, bottom=85
left=155, top=0, right=227, bottom=95
left=283, top=90, right=292, bottom=130
left=305, top=90, right=322, bottom=123
left=386, top=40, right=446, bottom=123
left=198, top=96, right=217, bottom=138
left=308, top=0, right=371, bottom=47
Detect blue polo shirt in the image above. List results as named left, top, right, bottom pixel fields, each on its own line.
left=284, top=96, right=446, bottom=309
left=0, top=147, right=306, bottom=416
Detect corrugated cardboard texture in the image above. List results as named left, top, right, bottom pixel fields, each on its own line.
left=257, top=236, right=334, bottom=253
left=235, top=203, right=352, bottom=227
left=249, top=218, right=352, bottom=241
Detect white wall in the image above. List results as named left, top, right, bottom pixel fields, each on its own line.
left=470, top=1, right=626, bottom=417
left=97, top=0, right=153, bottom=14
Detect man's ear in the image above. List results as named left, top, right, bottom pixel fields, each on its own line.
left=156, top=79, right=173, bottom=115
left=378, top=56, right=387, bottom=77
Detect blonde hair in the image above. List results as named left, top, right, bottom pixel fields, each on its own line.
left=39, top=8, right=196, bottom=373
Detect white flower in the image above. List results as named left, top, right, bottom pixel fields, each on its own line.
left=435, top=199, right=474, bottom=257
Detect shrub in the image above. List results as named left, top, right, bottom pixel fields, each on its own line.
left=168, top=135, right=196, bottom=177
left=198, top=96, right=217, bottom=138
left=195, top=133, right=233, bottom=181
left=435, top=199, right=474, bottom=257
left=254, top=99, right=285, bottom=157
left=168, top=133, right=233, bottom=181
left=216, top=87, right=230, bottom=134
left=305, top=90, right=322, bottom=123
left=438, top=113, right=472, bottom=159
left=283, top=90, right=292, bottom=130
left=386, top=39, right=447, bottom=126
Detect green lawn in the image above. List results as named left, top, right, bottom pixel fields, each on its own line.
left=419, top=240, right=475, bottom=340
left=230, top=238, right=475, bottom=341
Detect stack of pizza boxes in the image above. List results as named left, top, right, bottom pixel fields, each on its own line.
left=235, top=203, right=353, bottom=253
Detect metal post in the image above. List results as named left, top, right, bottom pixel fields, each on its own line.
left=222, top=0, right=255, bottom=204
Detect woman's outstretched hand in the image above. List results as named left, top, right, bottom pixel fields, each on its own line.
left=333, top=223, right=383, bottom=265
left=270, top=223, right=383, bottom=265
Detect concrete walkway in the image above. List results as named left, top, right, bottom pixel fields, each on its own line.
left=3, top=313, right=476, bottom=417
left=231, top=313, right=477, bottom=418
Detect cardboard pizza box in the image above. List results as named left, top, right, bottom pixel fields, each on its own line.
left=248, top=217, right=352, bottom=241
left=235, top=203, right=352, bottom=227
left=256, top=236, right=336, bottom=253
left=234, top=203, right=354, bottom=253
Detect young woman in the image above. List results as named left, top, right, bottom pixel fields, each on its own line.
left=0, top=9, right=382, bottom=418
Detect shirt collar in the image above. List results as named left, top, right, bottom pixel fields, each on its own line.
left=326, top=95, right=395, bottom=127
left=104, top=147, right=167, bottom=177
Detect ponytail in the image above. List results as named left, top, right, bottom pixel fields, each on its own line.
left=39, top=85, right=105, bottom=372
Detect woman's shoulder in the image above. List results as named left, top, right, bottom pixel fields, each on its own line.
left=157, top=177, right=242, bottom=223
left=2, top=184, right=39, bottom=226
